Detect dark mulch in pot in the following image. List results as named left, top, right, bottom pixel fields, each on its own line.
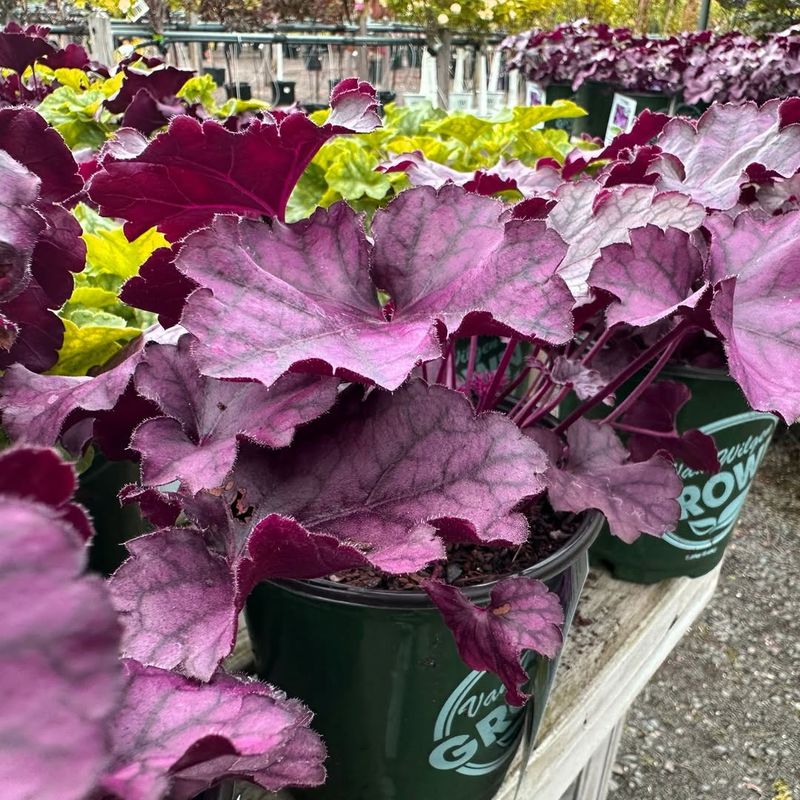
left=328, top=503, right=583, bottom=591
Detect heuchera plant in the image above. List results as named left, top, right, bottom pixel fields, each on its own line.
left=0, top=446, right=326, bottom=800
left=3, top=80, right=800, bottom=798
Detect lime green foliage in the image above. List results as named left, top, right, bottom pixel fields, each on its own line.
left=51, top=205, right=166, bottom=377
left=286, top=99, right=586, bottom=222
left=178, top=75, right=269, bottom=118
left=773, top=780, right=794, bottom=800
left=37, top=72, right=125, bottom=150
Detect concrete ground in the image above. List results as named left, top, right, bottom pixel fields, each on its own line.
left=610, top=429, right=800, bottom=800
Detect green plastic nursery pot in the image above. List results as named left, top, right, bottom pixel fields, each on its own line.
left=590, top=367, right=778, bottom=583
left=577, top=80, right=615, bottom=138
left=544, top=82, right=584, bottom=132
left=245, top=512, right=602, bottom=800
left=625, top=90, right=672, bottom=115
left=77, top=455, right=150, bottom=575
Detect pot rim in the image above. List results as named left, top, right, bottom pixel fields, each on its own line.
left=264, top=509, right=604, bottom=610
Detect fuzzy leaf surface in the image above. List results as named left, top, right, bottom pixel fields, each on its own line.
left=588, top=224, right=708, bottom=327
left=231, top=380, right=547, bottom=572
left=423, top=576, right=564, bottom=706
left=653, top=100, right=800, bottom=210
left=131, top=336, right=339, bottom=492
left=99, top=660, right=326, bottom=800
left=706, top=210, right=800, bottom=422
left=531, top=420, right=681, bottom=543
left=547, top=182, right=705, bottom=300
left=178, top=186, right=572, bottom=391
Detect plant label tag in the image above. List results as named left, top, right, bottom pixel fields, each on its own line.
left=605, top=93, right=639, bottom=144
left=526, top=81, right=546, bottom=106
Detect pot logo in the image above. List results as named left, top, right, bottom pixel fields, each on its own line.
left=667, top=411, right=777, bottom=555
left=428, top=667, right=527, bottom=776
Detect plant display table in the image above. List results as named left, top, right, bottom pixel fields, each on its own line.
left=224, top=565, right=722, bottom=800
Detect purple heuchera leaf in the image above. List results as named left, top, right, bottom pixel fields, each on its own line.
left=178, top=186, right=572, bottom=391
left=104, top=63, right=194, bottom=115
left=88, top=80, right=380, bottom=240
left=380, top=151, right=562, bottom=197
left=530, top=419, right=682, bottom=543
left=546, top=181, right=705, bottom=301
left=110, top=528, right=237, bottom=681
left=110, top=508, right=369, bottom=679
left=0, top=447, right=123, bottom=800
left=131, top=335, right=339, bottom=492
left=233, top=380, right=546, bottom=571
left=588, top=224, right=709, bottom=327
left=111, top=381, right=547, bottom=678
left=619, top=380, right=721, bottom=472
left=706, top=209, right=800, bottom=422
left=0, top=150, right=43, bottom=305
left=0, top=348, right=143, bottom=445
left=423, top=576, right=564, bottom=706
left=653, top=100, right=800, bottom=210
left=549, top=355, right=608, bottom=402
left=99, top=660, right=326, bottom=800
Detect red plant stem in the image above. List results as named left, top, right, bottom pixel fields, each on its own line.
left=494, top=365, right=532, bottom=407
left=510, top=374, right=553, bottom=424
left=601, top=335, right=684, bottom=425
left=554, top=320, right=695, bottom=435
left=477, top=336, right=519, bottom=412
left=610, top=421, right=664, bottom=436
left=520, top=384, right=572, bottom=428
left=581, top=326, right=617, bottom=366
left=421, top=362, right=429, bottom=383
left=435, top=341, right=453, bottom=385
left=450, top=347, right=458, bottom=389
left=464, top=336, right=478, bottom=390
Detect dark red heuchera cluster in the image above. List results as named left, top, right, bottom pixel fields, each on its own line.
left=503, top=21, right=800, bottom=102
left=3, top=43, right=800, bottom=800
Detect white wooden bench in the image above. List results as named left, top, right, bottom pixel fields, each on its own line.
left=224, top=564, right=722, bottom=800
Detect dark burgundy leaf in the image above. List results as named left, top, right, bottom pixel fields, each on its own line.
left=423, top=576, right=564, bottom=706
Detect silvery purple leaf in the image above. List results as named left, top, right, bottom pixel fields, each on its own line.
left=0, top=448, right=122, bottom=800
left=706, top=210, right=800, bottom=422
left=109, top=514, right=368, bottom=680
left=110, top=527, right=237, bottom=681
left=619, top=380, right=720, bottom=472
left=99, top=660, right=326, bottom=800
left=423, top=576, right=564, bottom=706
left=550, top=355, right=608, bottom=401
left=0, top=349, right=143, bottom=445
left=589, top=225, right=709, bottom=327
left=232, top=380, right=547, bottom=573
left=178, top=186, right=572, bottom=391
left=131, top=336, right=339, bottom=492
left=653, top=100, right=800, bottom=210
left=531, top=419, right=682, bottom=543
left=547, top=181, right=705, bottom=301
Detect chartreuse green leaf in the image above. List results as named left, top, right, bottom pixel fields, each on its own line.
left=176, top=74, right=218, bottom=109
left=37, top=73, right=124, bottom=150
left=81, top=224, right=169, bottom=282
left=50, top=317, right=140, bottom=376
left=325, top=144, right=393, bottom=201
left=51, top=206, right=165, bottom=376
left=424, top=113, right=494, bottom=145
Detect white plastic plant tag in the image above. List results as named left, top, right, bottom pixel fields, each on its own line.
left=605, top=93, right=638, bottom=144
